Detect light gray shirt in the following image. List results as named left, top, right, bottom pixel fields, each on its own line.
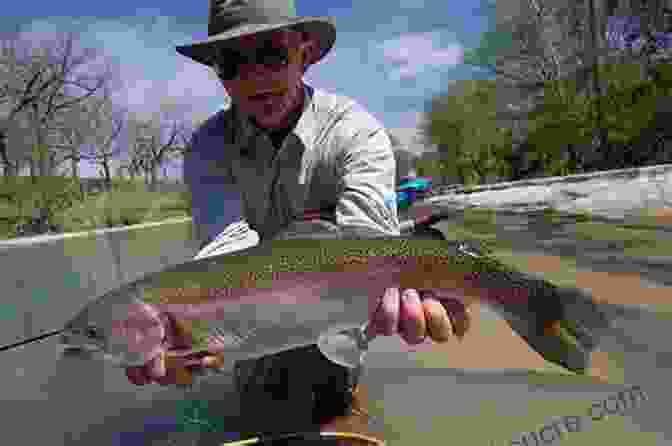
left=183, top=83, right=400, bottom=249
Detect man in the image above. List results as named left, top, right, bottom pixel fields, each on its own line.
left=125, top=0, right=466, bottom=443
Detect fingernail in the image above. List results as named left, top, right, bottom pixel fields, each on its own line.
left=381, top=288, right=399, bottom=336
left=402, top=289, right=419, bottom=304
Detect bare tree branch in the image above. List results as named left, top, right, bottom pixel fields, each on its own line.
left=0, top=30, right=118, bottom=178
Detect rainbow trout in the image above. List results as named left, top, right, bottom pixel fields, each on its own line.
left=59, top=228, right=610, bottom=386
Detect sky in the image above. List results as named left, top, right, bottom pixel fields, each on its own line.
left=2, top=0, right=495, bottom=178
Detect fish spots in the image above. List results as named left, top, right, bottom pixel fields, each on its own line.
left=240, top=271, right=257, bottom=289
left=334, top=255, right=369, bottom=273
left=543, top=319, right=563, bottom=338
left=484, top=283, right=533, bottom=307
left=145, top=286, right=212, bottom=305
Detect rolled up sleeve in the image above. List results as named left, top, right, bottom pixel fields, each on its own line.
left=334, top=118, right=400, bottom=236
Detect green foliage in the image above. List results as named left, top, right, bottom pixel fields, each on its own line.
left=58, top=184, right=188, bottom=232
left=594, top=62, right=658, bottom=144
left=522, top=60, right=672, bottom=174
left=0, top=175, right=191, bottom=239
left=423, top=79, right=516, bottom=185
left=414, top=155, right=442, bottom=179
left=524, top=76, right=592, bottom=175
left=0, top=175, right=85, bottom=236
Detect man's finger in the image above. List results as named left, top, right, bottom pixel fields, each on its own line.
left=440, top=297, right=472, bottom=339
left=125, top=366, right=151, bottom=386
left=399, top=289, right=426, bottom=345
left=146, top=352, right=167, bottom=381
left=422, top=298, right=453, bottom=343
left=202, top=354, right=226, bottom=370
left=157, top=355, right=196, bottom=387
left=371, top=287, right=400, bottom=336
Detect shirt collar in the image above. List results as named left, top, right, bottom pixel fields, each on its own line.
left=293, top=82, right=317, bottom=150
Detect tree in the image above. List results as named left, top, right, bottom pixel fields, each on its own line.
left=44, top=85, right=126, bottom=188
left=523, top=58, right=672, bottom=172
left=460, top=0, right=672, bottom=176
left=422, top=79, right=515, bottom=185
left=460, top=0, right=602, bottom=175
left=0, top=30, right=117, bottom=179
left=462, top=0, right=589, bottom=92
left=125, top=106, right=189, bottom=190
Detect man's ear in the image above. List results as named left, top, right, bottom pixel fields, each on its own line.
left=300, top=34, right=318, bottom=71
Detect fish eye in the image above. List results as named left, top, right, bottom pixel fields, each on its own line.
left=86, top=325, right=100, bottom=339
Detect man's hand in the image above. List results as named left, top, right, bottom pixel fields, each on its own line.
left=124, top=316, right=225, bottom=387
left=366, top=288, right=471, bottom=345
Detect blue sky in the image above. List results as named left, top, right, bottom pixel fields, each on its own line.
left=2, top=0, right=493, bottom=178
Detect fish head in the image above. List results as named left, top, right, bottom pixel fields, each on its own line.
left=60, top=283, right=162, bottom=368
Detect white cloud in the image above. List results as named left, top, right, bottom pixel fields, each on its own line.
left=376, top=31, right=463, bottom=81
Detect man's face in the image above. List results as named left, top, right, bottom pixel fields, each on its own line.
left=213, top=29, right=316, bottom=130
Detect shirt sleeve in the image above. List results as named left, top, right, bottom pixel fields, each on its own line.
left=183, top=123, right=247, bottom=249
left=333, top=116, right=401, bottom=236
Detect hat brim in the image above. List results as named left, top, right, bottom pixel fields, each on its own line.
left=175, top=16, right=336, bottom=67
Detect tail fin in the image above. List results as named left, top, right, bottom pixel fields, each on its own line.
left=403, top=205, right=613, bottom=374
left=501, top=284, right=612, bottom=374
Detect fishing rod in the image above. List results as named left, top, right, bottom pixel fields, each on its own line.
left=0, top=209, right=455, bottom=354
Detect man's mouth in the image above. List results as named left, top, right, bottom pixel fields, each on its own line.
left=249, top=91, right=284, bottom=101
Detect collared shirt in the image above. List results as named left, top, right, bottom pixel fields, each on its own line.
left=183, top=83, right=400, bottom=247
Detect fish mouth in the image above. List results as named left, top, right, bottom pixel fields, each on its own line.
left=60, top=344, right=100, bottom=359
left=60, top=333, right=104, bottom=359
left=60, top=343, right=128, bottom=366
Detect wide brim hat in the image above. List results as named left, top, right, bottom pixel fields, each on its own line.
left=176, top=0, right=336, bottom=68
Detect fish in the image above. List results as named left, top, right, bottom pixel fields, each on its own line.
left=59, top=226, right=611, bottom=387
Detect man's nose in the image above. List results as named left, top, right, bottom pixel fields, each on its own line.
left=239, top=62, right=277, bottom=80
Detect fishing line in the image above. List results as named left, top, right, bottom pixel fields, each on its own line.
left=0, top=329, right=62, bottom=352
left=217, top=430, right=386, bottom=446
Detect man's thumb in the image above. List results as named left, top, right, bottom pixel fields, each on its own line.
left=147, top=351, right=167, bottom=380
left=159, top=312, right=196, bottom=349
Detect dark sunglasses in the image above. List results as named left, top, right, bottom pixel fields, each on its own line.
left=212, top=42, right=297, bottom=81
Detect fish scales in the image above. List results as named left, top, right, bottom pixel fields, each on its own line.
left=144, top=240, right=473, bottom=307
left=60, top=236, right=611, bottom=376
left=143, top=240, right=561, bottom=355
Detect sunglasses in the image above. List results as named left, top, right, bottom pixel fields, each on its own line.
left=212, top=41, right=300, bottom=81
